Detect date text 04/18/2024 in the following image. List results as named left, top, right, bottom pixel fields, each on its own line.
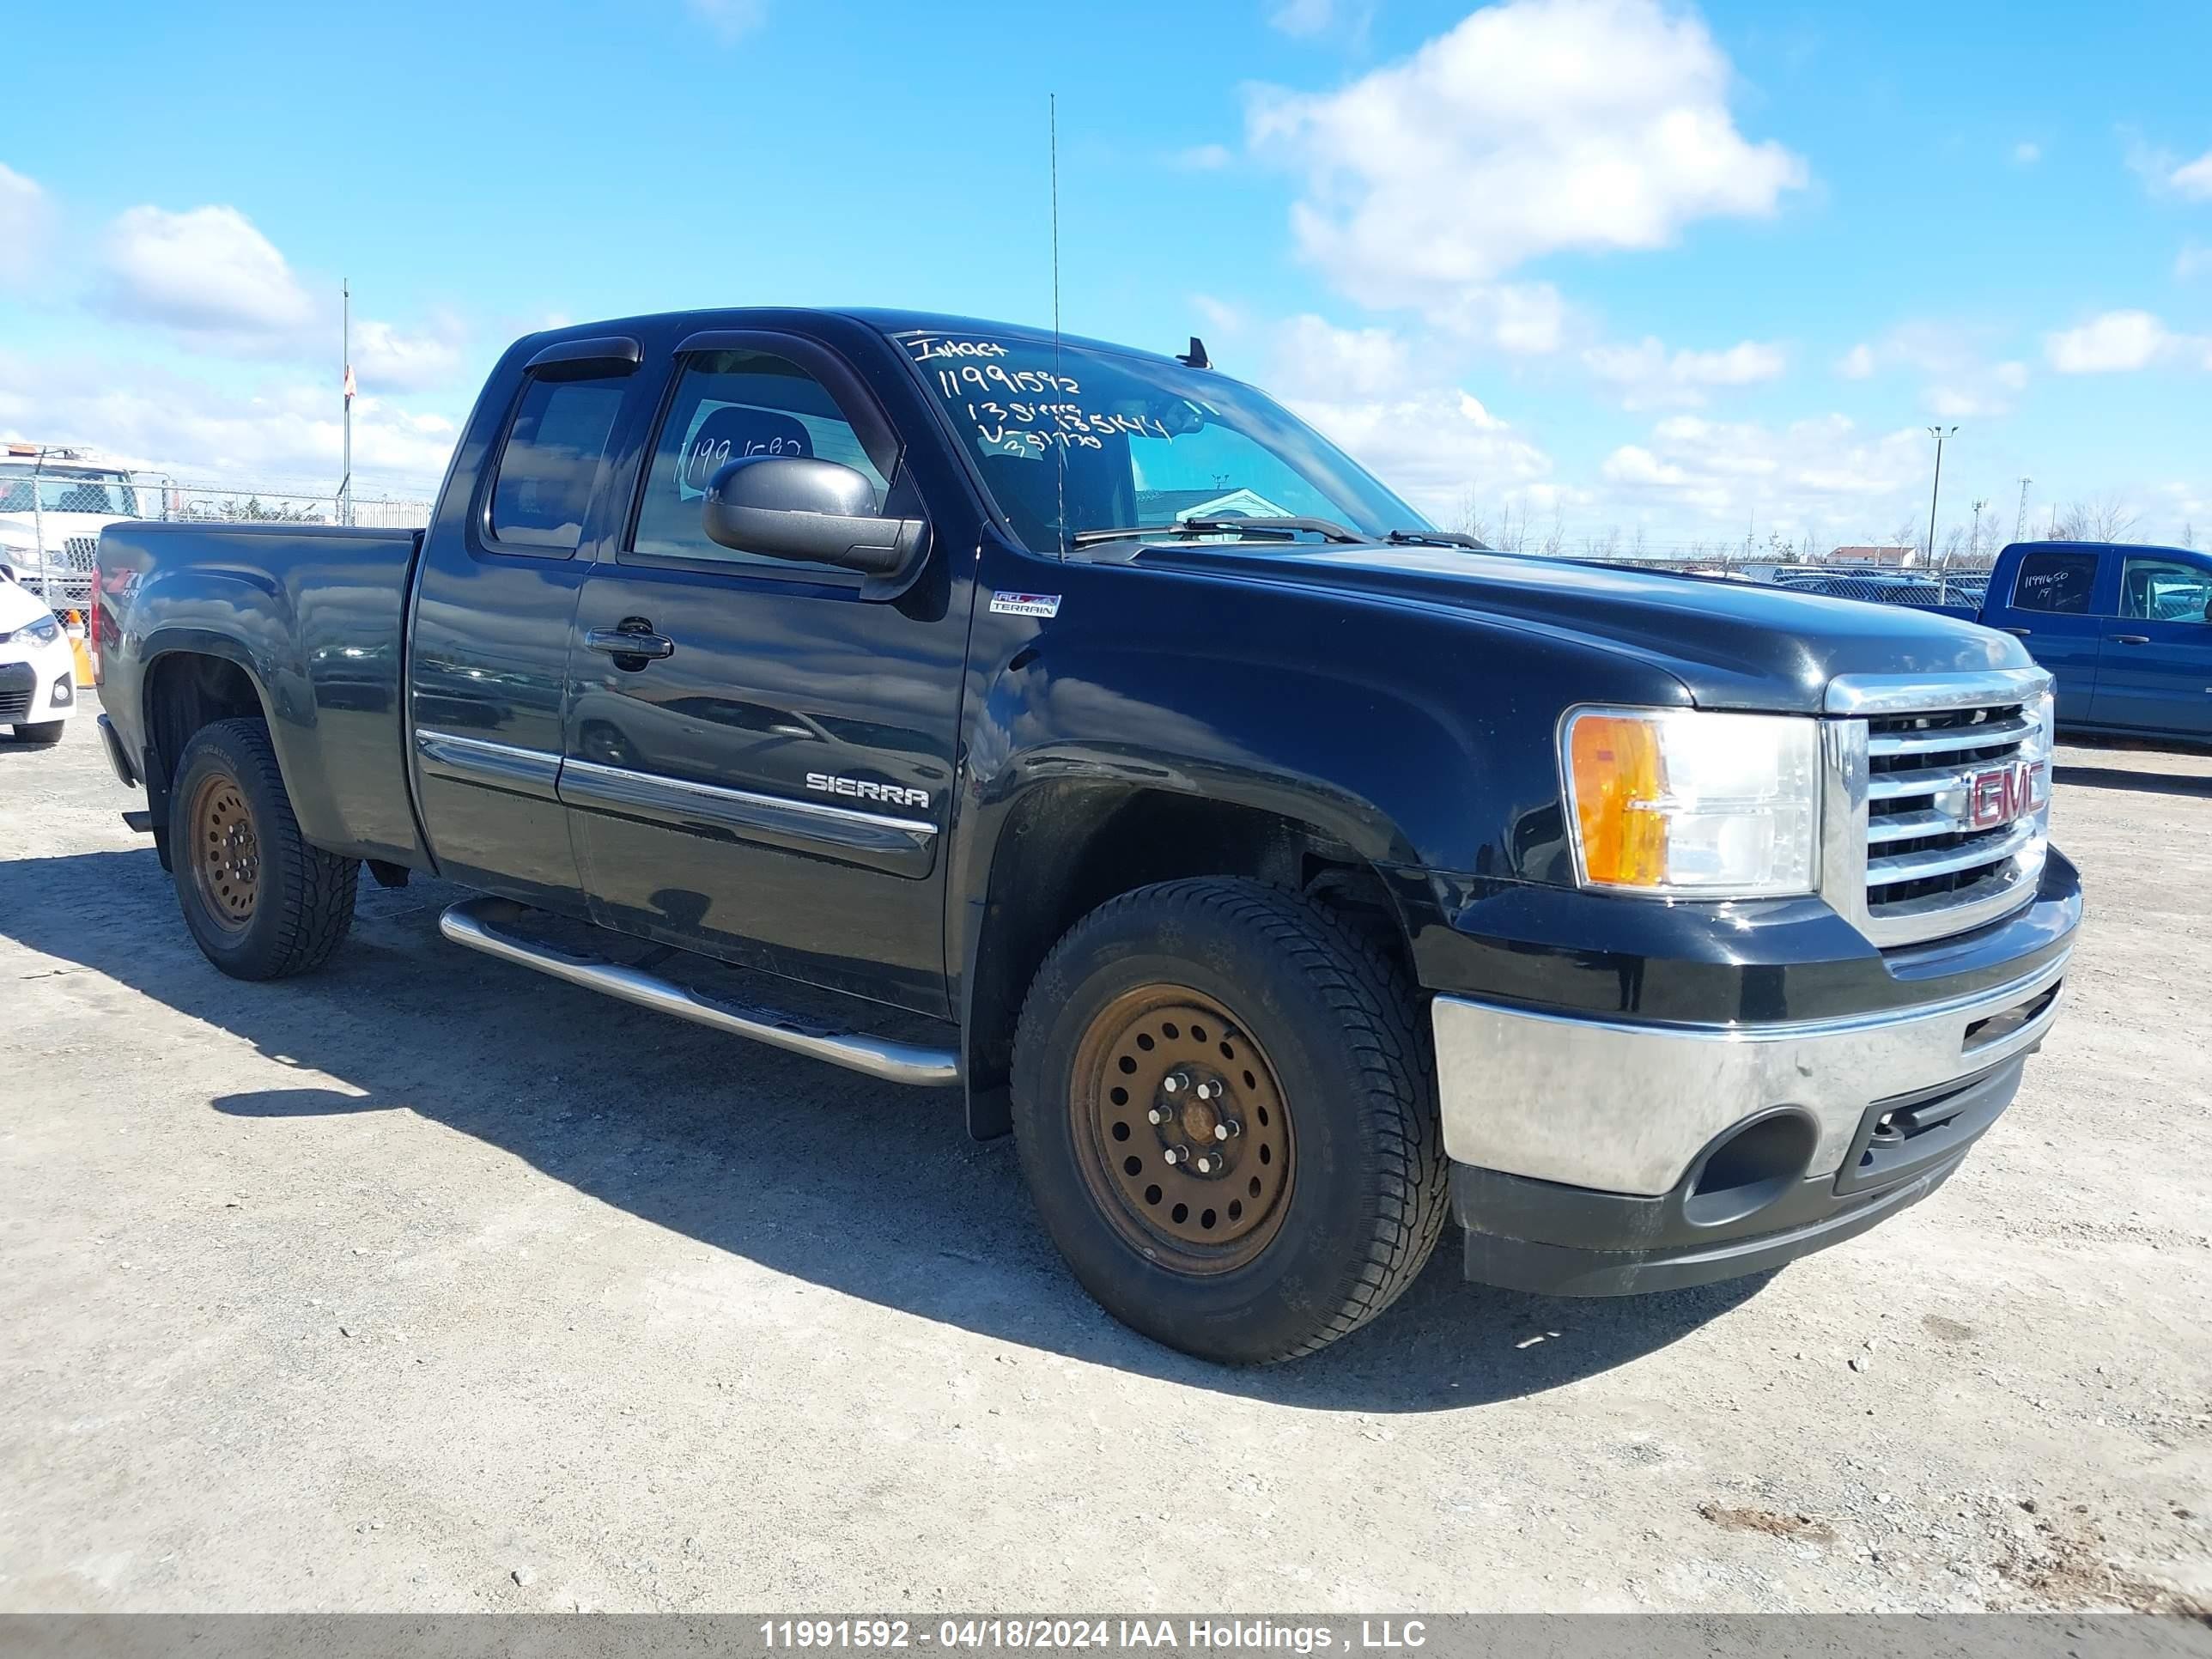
left=757, top=1620, right=1431, bottom=1650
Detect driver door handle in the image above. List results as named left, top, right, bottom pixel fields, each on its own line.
left=2112, top=635, right=2151, bottom=646
left=586, top=625, right=675, bottom=660
left=1996, top=625, right=2032, bottom=637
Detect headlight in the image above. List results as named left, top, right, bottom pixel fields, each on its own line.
left=2031, top=686, right=2057, bottom=827
left=1560, top=707, right=1821, bottom=897
left=22, top=611, right=62, bottom=646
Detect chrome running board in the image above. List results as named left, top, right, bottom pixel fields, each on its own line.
left=438, top=896, right=959, bottom=1088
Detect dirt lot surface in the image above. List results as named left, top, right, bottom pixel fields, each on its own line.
left=2, top=703, right=2207, bottom=1613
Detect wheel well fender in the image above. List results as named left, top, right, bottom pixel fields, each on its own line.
left=139, top=644, right=273, bottom=870
left=955, top=776, right=1432, bottom=1139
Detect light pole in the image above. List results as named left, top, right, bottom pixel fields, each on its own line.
left=1970, top=498, right=1989, bottom=560
left=1925, top=426, right=1957, bottom=565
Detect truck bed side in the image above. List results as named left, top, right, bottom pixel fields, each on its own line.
left=98, top=520, right=430, bottom=867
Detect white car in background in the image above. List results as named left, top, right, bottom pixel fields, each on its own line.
left=0, top=567, right=77, bottom=744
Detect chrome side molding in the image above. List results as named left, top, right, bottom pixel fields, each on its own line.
left=437, top=896, right=959, bottom=1088
left=413, top=730, right=562, bottom=800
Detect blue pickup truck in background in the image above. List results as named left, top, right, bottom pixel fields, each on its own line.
left=1920, top=540, right=2212, bottom=743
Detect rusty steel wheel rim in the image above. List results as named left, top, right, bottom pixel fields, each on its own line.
left=189, top=772, right=261, bottom=933
left=1071, top=985, right=1294, bottom=1274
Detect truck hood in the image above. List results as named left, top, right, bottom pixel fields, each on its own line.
left=1133, top=544, right=2027, bottom=714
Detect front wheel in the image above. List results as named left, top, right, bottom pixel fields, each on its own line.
left=167, top=718, right=359, bottom=979
left=1011, top=878, right=1449, bottom=1364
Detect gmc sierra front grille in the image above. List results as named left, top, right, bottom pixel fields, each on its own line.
left=1822, top=669, right=2054, bottom=949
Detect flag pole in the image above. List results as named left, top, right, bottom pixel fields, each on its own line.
left=341, top=278, right=354, bottom=527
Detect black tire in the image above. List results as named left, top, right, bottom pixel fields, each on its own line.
left=12, top=721, right=66, bottom=745
left=168, top=717, right=358, bottom=980
left=1011, top=878, right=1449, bottom=1364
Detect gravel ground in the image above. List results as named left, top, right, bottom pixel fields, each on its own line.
left=1, top=702, right=2207, bottom=1614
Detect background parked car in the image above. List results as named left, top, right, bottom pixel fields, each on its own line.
left=0, top=567, right=79, bottom=744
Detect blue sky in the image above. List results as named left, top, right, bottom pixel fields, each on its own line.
left=3, top=0, right=2208, bottom=551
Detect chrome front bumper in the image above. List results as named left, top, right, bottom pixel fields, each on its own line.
left=1431, top=950, right=2070, bottom=1198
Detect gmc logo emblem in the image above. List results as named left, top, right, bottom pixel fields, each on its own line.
left=1967, top=760, right=2035, bottom=830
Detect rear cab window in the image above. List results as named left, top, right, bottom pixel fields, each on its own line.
left=2008, top=550, right=2100, bottom=615
left=486, top=376, right=629, bottom=554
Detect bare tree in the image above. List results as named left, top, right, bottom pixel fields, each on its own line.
left=2050, top=494, right=2142, bottom=543
left=1452, top=488, right=1492, bottom=545
left=1539, top=501, right=1565, bottom=559
left=1491, top=501, right=1523, bottom=555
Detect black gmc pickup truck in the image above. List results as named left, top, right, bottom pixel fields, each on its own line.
left=93, top=308, right=2080, bottom=1364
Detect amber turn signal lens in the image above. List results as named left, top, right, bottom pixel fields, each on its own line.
left=1567, top=714, right=1669, bottom=888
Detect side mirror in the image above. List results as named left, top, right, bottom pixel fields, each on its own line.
left=701, top=455, right=924, bottom=582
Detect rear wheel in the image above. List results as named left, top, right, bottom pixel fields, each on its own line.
left=12, top=721, right=65, bottom=745
left=1012, top=878, right=1449, bottom=1364
left=168, top=718, right=358, bottom=979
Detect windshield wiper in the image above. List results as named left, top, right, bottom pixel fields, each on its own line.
left=1385, top=528, right=1489, bottom=550
left=1069, top=515, right=1367, bottom=550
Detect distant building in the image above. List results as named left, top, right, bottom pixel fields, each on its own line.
left=1828, top=544, right=1918, bottom=567
left=1135, top=486, right=1291, bottom=522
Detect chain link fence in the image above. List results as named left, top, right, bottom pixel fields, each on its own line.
left=1, top=468, right=434, bottom=613
left=1579, top=556, right=1999, bottom=611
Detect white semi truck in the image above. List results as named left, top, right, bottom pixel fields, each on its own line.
left=0, top=444, right=162, bottom=614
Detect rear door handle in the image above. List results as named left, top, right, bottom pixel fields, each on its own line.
left=1996, top=626, right=2032, bottom=637
left=586, top=624, right=675, bottom=661
left=2112, top=635, right=2150, bottom=646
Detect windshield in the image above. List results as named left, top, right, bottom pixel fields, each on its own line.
left=895, top=330, right=1425, bottom=554
left=0, top=468, right=143, bottom=517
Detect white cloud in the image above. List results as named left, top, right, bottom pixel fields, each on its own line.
left=1593, top=412, right=1932, bottom=533
left=1189, top=294, right=1251, bottom=337
left=86, top=201, right=470, bottom=393
left=2171, top=149, right=2212, bottom=201
left=1924, top=385, right=1996, bottom=418
left=100, top=204, right=314, bottom=338
left=351, top=314, right=468, bottom=394
left=1271, top=313, right=1416, bottom=400
left=1246, top=0, right=1805, bottom=313
left=684, top=0, right=767, bottom=43
left=2044, top=309, right=2173, bottom=373
left=1170, top=143, right=1235, bottom=171
left=1838, top=323, right=2027, bottom=412
left=1426, top=281, right=1570, bottom=355
left=1263, top=318, right=1550, bottom=514
left=2127, top=137, right=2212, bottom=201
left=1267, top=0, right=1373, bottom=39
left=0, top=347, right=456, bottom=491
left=1582, top=336, right=1787, bottom=407
left=1601, top=445, right=1688, bottom=487
left=2012, top=141, right=2042, bottom=166
left=0, top=163, right=51, bottom=287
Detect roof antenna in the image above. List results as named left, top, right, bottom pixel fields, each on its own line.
left=1050, top=91, right=1066, bottom=559
left=1176, top=336, right=1211, bottom=369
